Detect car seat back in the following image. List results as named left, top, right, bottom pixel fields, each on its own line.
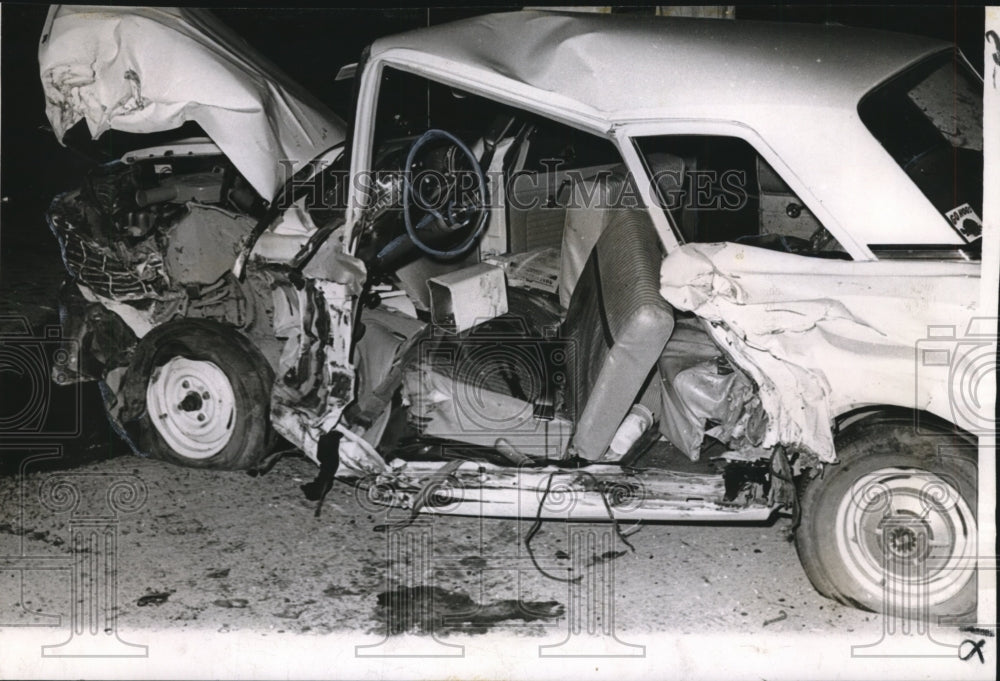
left=558, top=168, right=629, bottom=308
left=562, top=209, right=675, bottom=461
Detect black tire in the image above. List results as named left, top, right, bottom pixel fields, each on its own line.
left=128, top=319, right=274, bottom=470
left=795, top=418, right=978, bottom=619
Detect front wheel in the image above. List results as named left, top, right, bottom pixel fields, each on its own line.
left=131, top=319, right=274, bottom=470
left=795, top=420, right=978, bottom=618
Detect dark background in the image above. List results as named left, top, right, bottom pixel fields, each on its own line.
left=0, top=4, right=987, bottom=254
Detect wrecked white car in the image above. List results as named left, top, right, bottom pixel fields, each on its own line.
left=42, top=7, right=984, bottom=618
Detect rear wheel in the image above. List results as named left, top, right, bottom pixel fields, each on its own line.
left=795, top=419, right=977, bottom=618
left=132, top=319, right=274, bottom=470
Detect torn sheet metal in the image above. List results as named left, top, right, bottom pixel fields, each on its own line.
left=251, top=199, right=319, bottom=264
left=659, top=242, right=980, bottom=462
left=369, top=460, right=773, bottom=522
left=39, top=5, right=346, bottom=199
left=269, top=239, right=376, bottom=474
left=47, top=192, right=177, bottom=302
left=54, top=286, right=139, bottom=384
left=76, top=285, right=160, bottom=338
left=269, top=278, right=366, bottom=470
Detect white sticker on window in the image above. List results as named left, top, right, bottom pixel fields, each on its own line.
left=944, top=203, right=982, bottom=242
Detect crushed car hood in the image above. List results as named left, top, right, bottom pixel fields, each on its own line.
left=660, top=243, right=980, bottom=462
left=39, top=5, right=346, bottom=199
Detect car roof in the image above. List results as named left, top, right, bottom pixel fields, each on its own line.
left=370, top=10, right=950, bottom=121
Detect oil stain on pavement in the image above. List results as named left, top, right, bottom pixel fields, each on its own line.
left=375, top=585, right=564, bottom=636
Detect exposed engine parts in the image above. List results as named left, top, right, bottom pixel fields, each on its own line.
left=47, top=154, right=282, bottom=378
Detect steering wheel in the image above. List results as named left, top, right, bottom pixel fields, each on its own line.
left=402, top=129, right=489, bottom=258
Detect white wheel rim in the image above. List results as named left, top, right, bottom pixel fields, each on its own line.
left=146, top=357, right=236, bottom=459
left=835, top=467, right=976, bottom=606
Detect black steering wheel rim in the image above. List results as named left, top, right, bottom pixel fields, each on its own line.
left=402, top=128, right=489, bottom=258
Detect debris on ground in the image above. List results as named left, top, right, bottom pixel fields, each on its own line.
left=213, top=598, right=249, bottom=609
left=137, top=591, right=173, bottom=607
left=763, top=610, right=788, bottom=626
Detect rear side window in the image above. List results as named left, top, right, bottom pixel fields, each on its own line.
left=634, top=135, right=848, bottom=259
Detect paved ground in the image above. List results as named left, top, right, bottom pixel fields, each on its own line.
left=1, top=447, right=881, bottom=637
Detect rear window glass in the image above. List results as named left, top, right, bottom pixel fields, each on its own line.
left=858, top=52, right=983, bottom=244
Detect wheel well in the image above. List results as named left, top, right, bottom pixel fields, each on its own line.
left=833, top=406, right=976, bottom=446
